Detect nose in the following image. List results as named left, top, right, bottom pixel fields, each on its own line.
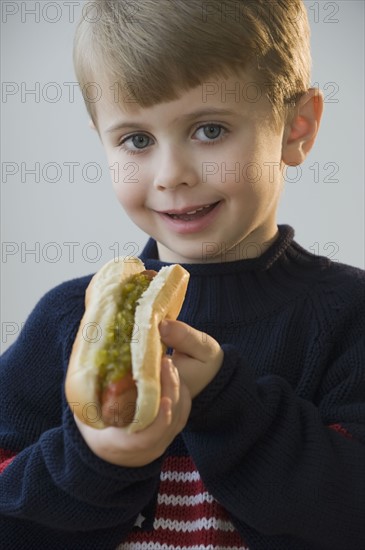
left=152, top=143, right=199, bottom=191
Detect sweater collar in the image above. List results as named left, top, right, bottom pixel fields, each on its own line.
left=139, top=224, right=330, bottom=324
left=139, top=224, right=296, bottom=274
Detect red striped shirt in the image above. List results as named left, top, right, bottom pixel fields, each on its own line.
left=328, top=423, right=353, bottom=440
left=0, top=448, right=17, bottom=474
left=118, top=455, right=249, bottom=549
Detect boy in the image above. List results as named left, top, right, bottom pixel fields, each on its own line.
left=1, top=1, right=364, bottom=548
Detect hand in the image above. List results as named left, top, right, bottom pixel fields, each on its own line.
left=74, top=357, right=191, bottom=467
left=159, top=319, right=224, bottom=399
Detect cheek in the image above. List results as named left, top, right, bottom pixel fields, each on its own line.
left=109, top=161, right=145, bottom=211
left=223, top=153, right=282, bottom=209
left=113, top=183, right=142, bottom=212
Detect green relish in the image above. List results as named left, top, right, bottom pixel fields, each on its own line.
left=96, top=272, right=152, bottom=388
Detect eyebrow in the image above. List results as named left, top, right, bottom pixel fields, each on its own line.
left=104, top=108, right=237, bottom=134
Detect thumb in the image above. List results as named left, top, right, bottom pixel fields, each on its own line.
left=159, top=319, right=213, bottom=362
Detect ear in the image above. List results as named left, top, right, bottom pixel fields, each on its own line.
left=89, top=119, right=96, bottom=131
left=282, top=88, right=324, bottom=166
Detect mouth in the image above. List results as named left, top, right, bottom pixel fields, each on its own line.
left=161, top=201, right=221, bottom=222
left=156, top=200, right=222, bottom=235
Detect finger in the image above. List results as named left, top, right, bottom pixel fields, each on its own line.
left=160, top=356, right=180, bottom=405
left=138, top=369, right=192, bottom=439
left=125, top=359, right=179, bottom=435
left=153, top=382, right=191, bottom=433
left=160, top=396, right=173, bottom=426
left=147, top=395, right=176, bottom=434
left=160, top=319, right=214, bottom=362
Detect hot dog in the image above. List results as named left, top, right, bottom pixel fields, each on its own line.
left=65, top=257, right=189, bottom=432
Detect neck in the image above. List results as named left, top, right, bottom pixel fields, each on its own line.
left=156, top=221, right=280, bottom=264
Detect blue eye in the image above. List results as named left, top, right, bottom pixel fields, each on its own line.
left=196, top=125, right=222, bottom=140
left=131, top=135, right=150, bottom=149
left=118, top=134, right=150, bottom=155
left=195, top=123, right=227, bottom=144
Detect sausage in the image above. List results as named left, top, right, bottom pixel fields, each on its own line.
left=101, top=372, right=138, bottom=427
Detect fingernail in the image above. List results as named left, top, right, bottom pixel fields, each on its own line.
left=160, top=320, right=169, bottom=336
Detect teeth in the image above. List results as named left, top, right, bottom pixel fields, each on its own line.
left=167, top=203, right=215, bottom=218
left=185, top=204, right=212, bottom=215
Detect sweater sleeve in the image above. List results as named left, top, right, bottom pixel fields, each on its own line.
left=0, top=281, right=161, bottom=544
left=183, top=292, right=365, bottom=549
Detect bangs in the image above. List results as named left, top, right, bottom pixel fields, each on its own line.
left=74, top=0, right=311, bottom=127
left=74, top=0, right=256, bottom=108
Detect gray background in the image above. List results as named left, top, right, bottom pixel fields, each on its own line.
left=1, top=1, right=364, bottom=352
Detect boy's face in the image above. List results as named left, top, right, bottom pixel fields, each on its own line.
left=96, top=75, right=288, bottom=263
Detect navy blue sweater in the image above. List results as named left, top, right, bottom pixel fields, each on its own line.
left=0, top=225, right=364, bottom=549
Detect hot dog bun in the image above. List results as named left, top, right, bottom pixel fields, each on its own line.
left=65, top=257, right=189, bottom=432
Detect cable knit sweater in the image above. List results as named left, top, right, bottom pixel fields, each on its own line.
left=0, top=224, right=364, bottom=550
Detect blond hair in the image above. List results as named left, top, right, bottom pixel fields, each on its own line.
left=73, top=0, right=311, bottom=129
